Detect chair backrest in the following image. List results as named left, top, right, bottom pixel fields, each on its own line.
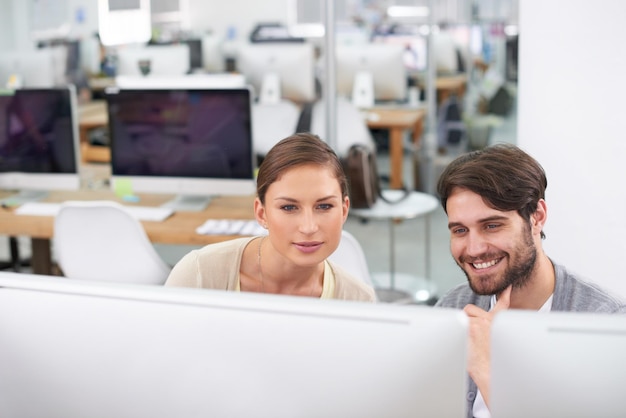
left=437, top=95, right=466, bottom=151
left=311, top=96, right=377, bottom=157
left=53, top=201, right=171, bottom=285
left=328, top=230, right=374, bottom=287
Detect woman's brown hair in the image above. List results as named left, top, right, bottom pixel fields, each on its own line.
left=256, top=133, right=349, bottom=204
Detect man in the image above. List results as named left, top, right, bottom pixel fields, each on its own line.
left=434, top=143, right=626, bottom=418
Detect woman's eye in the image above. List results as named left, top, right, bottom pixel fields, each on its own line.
left=317, top=203, right=333, bottom=210
left=280, top=205, right=297, bottom=212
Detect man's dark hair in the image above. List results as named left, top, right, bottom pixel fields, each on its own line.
left=437, top=143, right=548, bottom=238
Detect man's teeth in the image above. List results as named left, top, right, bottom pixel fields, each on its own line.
left=472, top=259, right=498, bottom=269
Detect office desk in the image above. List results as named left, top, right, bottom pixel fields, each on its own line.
left=411, top=74, right=467, bottom=105
left=435, top=74, right=467, bottom=105
left=364, top=107, right=426, bottom=189
left=0, top=190, right=256, bottom=275
left=78, top=100, right=110, bottom=163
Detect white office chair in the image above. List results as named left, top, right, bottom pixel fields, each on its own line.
left=53, top=201, right=171, bottom=285
left=329, top=229, right=374, bottom=288
left=310, top=96, right=377, bottom=157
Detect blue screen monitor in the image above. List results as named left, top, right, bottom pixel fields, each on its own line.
left=0, top=272, right=469, bottom=418
left=105, top=87, right=256, bottom=210
left=0, top=86, right=80, bottom=205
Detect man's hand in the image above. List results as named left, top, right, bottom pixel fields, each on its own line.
left=463, top=285, right=512, bottom=408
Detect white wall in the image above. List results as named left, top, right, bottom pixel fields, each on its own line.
left=0, top=0, right=15, bottom=50
left=518, top=0, right=626, bottom=298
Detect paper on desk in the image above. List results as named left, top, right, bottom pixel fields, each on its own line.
left=196, top=219, right=268, bottom=236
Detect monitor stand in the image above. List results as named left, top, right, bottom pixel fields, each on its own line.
left=161, top=195, right=213, bottom=212
left=0, top=190, right=49, bottom=207
left=351, top=71, right=375, bottom=109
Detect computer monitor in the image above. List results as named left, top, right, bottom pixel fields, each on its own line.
left=432, top=30, right=461, bottom=74
left=0, top=86, right=80, bottom=205
left=182, top=38, right=203, bottom=71
left=201, top=33, right=226, bottom=72
left=0, top=272, right=469, bottom=418
left=98, top=0, right=151, bottom=46
left=336, top=43, right=408, bottom=108
left=0, top=49, right=65, bottom=88
left=491, top=310, right=626, bottom=417
left=372, top=34, right=428, bottom=73
left=115, top=44, right=191, bottom=77
left=105, top=87, right=256, bottom=211
left=236, top=42, right=316, bottom=104
left=37, top=38, right=81, bottom=79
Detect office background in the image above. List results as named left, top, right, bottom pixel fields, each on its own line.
left=1, top=0, right=625, bottom=300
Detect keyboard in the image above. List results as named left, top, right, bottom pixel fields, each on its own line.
left=196, top=219, right=267, bottom=236
left=14, top=202, right=174, bottom=222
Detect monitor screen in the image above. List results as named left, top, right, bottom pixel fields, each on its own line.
left=0, top=272, right=469, bottom=418
left=0, top=86, right=80, bottom=203
left=105, top=87, right=256, bottom=210
left=236, top=43, right=316, bottom=103
left=491, top=310, right=626, bottom=417
left=336, top=43, right=408, bottom=104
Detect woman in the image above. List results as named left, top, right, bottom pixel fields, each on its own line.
left=165, top=133, right=376, bottom=302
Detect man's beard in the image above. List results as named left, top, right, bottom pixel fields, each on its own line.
left=458, top=224, right=537, bottom=296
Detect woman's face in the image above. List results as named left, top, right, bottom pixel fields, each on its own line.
left=255, top=163, right=349, bottom=268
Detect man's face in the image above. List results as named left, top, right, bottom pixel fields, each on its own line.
left=446, top=188, right=537, bottom=295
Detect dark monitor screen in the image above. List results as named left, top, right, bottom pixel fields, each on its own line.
left=105, top=87, right=256, bottom=200
left=0, top=88, right=77, bottom=175
left=0, top=87, right=79, bottom=200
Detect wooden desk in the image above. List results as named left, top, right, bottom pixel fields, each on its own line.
left=78, top=100, right=110, bottom=163
left=434, top=74, right=467, bottom=105
left=364, top=107, right=426, bottom=189
left=0, top=190, right=256, bottom=275
left=411, top=74, right=468, bottom=105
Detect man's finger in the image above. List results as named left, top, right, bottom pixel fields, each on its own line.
left=493, top=285, right=512, bottom=312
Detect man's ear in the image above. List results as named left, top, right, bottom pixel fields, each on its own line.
left=532, top=199, right=548, bottom=233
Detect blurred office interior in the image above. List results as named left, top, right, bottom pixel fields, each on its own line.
left=2, top=0, right=624, bottom=302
